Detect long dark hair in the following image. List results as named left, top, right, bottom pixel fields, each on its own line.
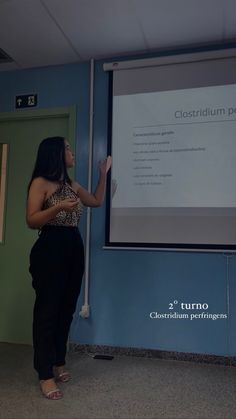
left=27, top=136, right=72, bottom=194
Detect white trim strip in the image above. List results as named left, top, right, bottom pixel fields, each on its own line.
left=0, top=144, right=8, bottom=242
left=103, top=48, right=236, bottom=71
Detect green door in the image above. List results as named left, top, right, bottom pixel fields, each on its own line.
left=0, top=108, right=76, bottom=344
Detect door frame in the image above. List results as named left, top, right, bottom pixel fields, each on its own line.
left=0, top=106, right=76, bottom=245
left=0, top=106, right=76, bottom=138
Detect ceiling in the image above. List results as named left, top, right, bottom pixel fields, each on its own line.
left=0, top=0, right=236, bottom=72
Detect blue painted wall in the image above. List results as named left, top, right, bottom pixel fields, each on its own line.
left=0, top=51, right=236, bottom=356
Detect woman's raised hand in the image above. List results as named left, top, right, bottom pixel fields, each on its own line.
left=99, top=156, right=112, bottom=175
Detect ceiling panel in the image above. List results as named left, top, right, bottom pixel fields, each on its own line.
left=0, top=0, right=235, bottom=71
left=0, top=0, right=80, bottom=68
left=131, top=0, right=224, bottom=49
left=43, top=0, right=147, bottom=59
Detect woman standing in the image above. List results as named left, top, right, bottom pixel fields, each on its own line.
left=26, top=136, right=111, bottom=400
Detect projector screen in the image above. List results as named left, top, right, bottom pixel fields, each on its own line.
left=106, top=55, right=236, bottom=251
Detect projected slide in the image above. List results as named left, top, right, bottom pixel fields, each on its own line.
left=112, top=84, right=236, bottom=209
left=108, top=80, right=236, bottom=248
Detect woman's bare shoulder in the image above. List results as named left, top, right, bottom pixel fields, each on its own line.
left=30, top=177, right=50, bottom=189
left=71, top=180, right=80, bottom=192
left=29, top=178, right=56, bottom=197
left=31, top=176, right=48, bottom=185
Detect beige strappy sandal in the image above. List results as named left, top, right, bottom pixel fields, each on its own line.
left=40, top=380, right=63, bottom=400
left=56, top=371, right=71, bottom=383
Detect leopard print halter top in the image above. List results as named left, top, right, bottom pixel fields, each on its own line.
left=42, top=182, right=83, bottom=227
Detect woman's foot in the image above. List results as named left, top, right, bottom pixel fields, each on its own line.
left=40, top=378, right=63, bottom=400
left=53, top=366, right=71, bottom=383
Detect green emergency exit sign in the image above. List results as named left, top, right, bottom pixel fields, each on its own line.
left=15, top=94, right=38, bottom=109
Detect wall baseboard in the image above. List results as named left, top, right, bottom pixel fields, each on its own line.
left=69, top=343, right=236, bottom=367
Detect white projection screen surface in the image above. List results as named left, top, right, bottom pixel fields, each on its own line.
left=106, top=55, right=236, bottom=251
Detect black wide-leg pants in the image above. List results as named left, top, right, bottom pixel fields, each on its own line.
left=29, top=225, right=84, bottom=380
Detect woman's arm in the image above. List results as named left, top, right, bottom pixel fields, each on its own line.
left=73, top=156, right=112, bottom=207
left=26, top=178, right=79, bottom=229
